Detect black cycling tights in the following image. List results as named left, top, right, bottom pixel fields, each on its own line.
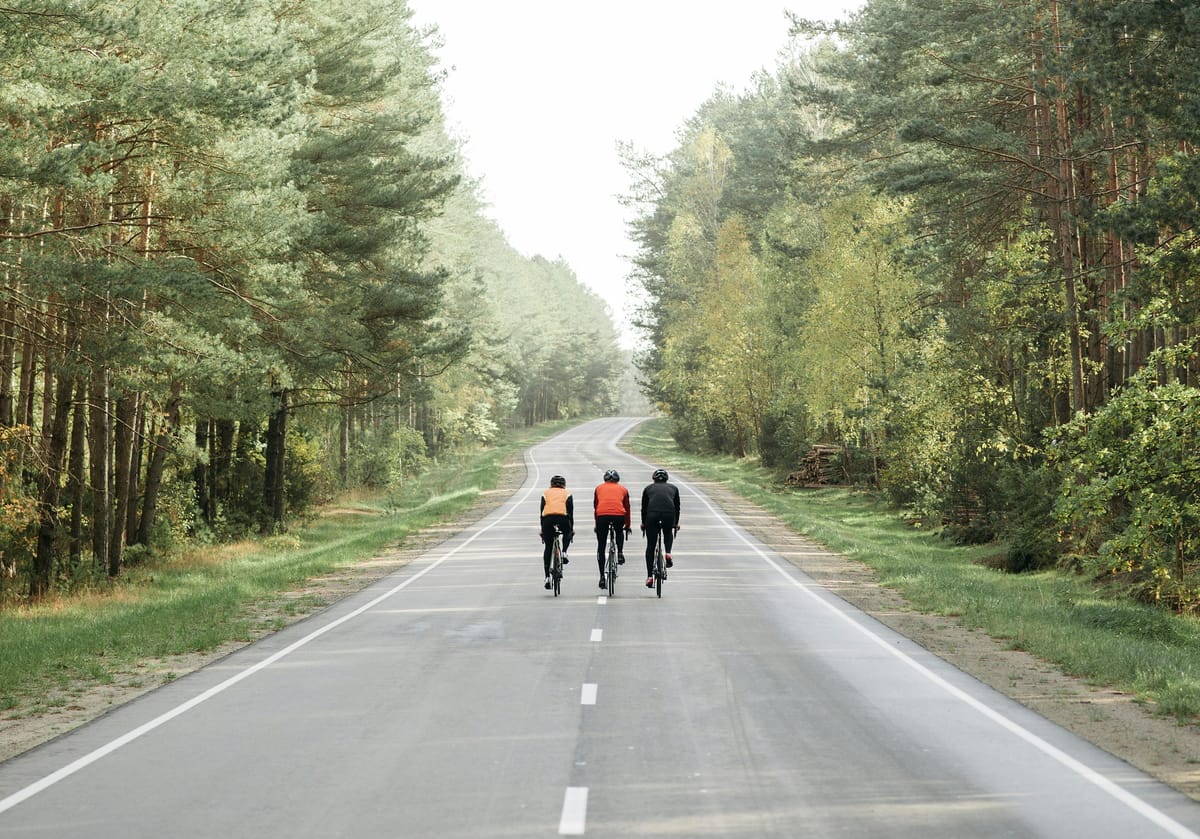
left=643, top=513, right=675, bottom=576
left=595, top=515, right=626, bottom=573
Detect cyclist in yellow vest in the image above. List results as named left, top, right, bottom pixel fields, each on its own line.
left=540, top=475, right=574, bottom=589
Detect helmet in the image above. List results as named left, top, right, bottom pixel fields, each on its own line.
left=652, top=469, right=668, bottom=483
left=550, top=475, right=566, bottom=488
left=603, top=469, right=620, bottom=482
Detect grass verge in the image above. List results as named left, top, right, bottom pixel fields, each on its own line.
left=626, top=418, right=1200, bottom=721
left=0, top=420, right=573, bottom=714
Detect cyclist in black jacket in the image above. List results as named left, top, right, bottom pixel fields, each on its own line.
left=640, top=468, right=680, bottom=588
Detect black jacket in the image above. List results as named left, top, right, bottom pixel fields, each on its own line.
left=641, top=482, right=680, bottom=527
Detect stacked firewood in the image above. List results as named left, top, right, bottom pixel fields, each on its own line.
left=785, top=444, right=843, bottom=487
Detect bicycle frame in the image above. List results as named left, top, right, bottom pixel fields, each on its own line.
left=604, top=522, right=618, bottom=597
left=653, top=530, right=665, bottom=598
left=551, top=527, right=564, bottom=596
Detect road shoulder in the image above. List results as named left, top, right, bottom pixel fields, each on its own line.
left=683, top=472, right=1200, bottom=803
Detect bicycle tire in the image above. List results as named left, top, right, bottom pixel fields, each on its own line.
left=655, top=533, right=664, bottom=598
left=606, top=527, right=617, bottom=597
left=553, top=533, right=563, bottom=597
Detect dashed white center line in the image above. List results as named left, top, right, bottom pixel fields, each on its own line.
left=581, top=683, right=598, bottom=705
left=597, top=595, right=607, bottom=604
left=559, top=786, right=588, bottom=835
left=590, top=628, right=602, bottom=642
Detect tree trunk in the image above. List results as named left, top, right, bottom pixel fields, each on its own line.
left=135, top=381, right=180, bottom=552
left=30, top=372, right=75, bottom=599
left=125, top=395, right=144, bottom=544
left=213, top=418, right=235, bottom=509
left=137, top=381, right=182, bottom=546
left=67, top=377, right=87, bottom=565
left=89, top=373, right=111, bottom=573
left=339, top=403, right=350, bottom=487
left=0, top=291, right=15, bottom=427
left=17, top=331, right=36, bottom=427
left=109, top=392, right=137, bottom=576
left=40, top=361, right=53, bottom=442
left=193, top=419, right=211, bottom=527
left=262, top=389, right=288, bottom=531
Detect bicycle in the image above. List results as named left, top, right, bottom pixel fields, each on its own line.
left=550, top=526, right=565, bottom=597
left=603, top=522, right=619, bottom=597
left=652, top=530, right=666, bottom=598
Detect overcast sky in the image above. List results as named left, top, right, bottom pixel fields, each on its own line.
left=405, top=1, right=862, bottom=346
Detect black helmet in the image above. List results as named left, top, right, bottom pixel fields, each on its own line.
left=603, top=469, right=620, bottom=482
left=652, top=469, right=668, bottom=483
left=550, top=475, right=566, bottom=488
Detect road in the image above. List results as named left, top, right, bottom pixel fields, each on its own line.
left=1, top=417, right=1199, bottom=837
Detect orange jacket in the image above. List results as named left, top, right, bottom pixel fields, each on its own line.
left=593, top=482, right=631, bottom=528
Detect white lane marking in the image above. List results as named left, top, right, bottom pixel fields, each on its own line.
left=0, top=446, right=553, bottom=816
left=559, top=786, right=588, bottom=835
left=581, top=684, right=598, bottom=705
left=590, top=628, right=602, bottom=642
left=617, top=438, right=1200, bottom=839
left=597, top=595, right=607, bottom=604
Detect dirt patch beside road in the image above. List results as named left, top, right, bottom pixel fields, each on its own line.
left=3, top=451, right=1199, bottom=806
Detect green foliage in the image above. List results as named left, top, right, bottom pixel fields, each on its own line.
left=0, top=0, right=624, bottom=597
left=0, top=428, right=38, bottom=586
left=349, top=426, right=430, bottom=490
left=1052, top=356, right=1200, bottom=612
left=994, top=463, right=1060, bottom=573
left=625, top=0, right=1200, bottom=623
left=284, top=429, right=333, bottom=516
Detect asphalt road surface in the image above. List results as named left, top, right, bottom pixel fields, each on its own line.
left=2, top=417, right=1200, bottom=838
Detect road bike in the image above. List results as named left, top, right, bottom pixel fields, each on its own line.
left=652, top=530, right=666, bottom=598
left=603, top=522, right=619, bottom=597
left=550, top=526, right=565, bottom=597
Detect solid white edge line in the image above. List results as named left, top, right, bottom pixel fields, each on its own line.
left=615, top=434, right=1200, bottom=839
left=581, top=684, right=598, bottom=705
left=0, top=445, right=552, bottom=816
left=559, top=786, right=588, bottom=835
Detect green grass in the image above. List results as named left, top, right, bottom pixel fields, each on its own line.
left=0, top=420, right=574, bottom=713
left=627, top=418, right=1200, bottom=720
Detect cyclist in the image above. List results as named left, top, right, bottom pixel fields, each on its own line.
left=593, top=468, right=632, bottom=589
left=641, top=468, right=680, bottom=588
left=540, top=474, right=574, bottom=590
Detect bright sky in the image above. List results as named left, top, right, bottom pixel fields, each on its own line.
left=406, top=1, right=862, bottom=347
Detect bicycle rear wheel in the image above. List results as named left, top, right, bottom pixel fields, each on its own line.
left=606, top=529, right=617, bottom=596
left=654, top=535, right=664, bottom=598
left=553, top=536, right=563, bottom=597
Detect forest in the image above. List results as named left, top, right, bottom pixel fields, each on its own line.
left=0, top=0, right=623, bottom=600
left=627, top=0, right=1200, bottom=613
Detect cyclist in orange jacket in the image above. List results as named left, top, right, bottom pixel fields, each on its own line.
left=593, top=469, right=632, bottom=589
left=540, top=475, right=574, bottom=589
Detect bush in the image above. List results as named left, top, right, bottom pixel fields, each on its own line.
left=996, top=462, right=1059, bottom=573
left=1052, top=367, right=1200, bottom=612
left=286, top=429, right=334, bottom=514
left=759, top=403, right=812, bottom=469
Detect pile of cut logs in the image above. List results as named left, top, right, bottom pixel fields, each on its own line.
left=785, top=444, right=843, bottom=487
